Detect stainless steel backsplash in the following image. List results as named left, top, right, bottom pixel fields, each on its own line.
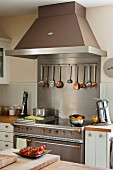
left=37, top=53, right=101, bottom=119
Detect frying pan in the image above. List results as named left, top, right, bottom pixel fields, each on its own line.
left=38, top=66, right=45, bottom=87
left=92, top=64, right=97, bottom=87
left=73, top=64, right=80, bottom=90
left=56, top=65, right=64, bottom=88
left=80, top=64, right=86, bottom=88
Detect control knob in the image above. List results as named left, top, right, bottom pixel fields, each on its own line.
left=68, top=131, right=73, bottom=136
left=41, top=129, right=45, bottom=134
left=26, top=127, right=29, bottom=131
left=62, top=130, right=65, bottom=135
left=54, top=130, right=58, bottom=134
left=48, top=129, right=51, bottom=133
left=16, top=126, right=20, bottom=130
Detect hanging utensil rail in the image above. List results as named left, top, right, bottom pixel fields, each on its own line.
left=41, top=63, right=97, bottom=67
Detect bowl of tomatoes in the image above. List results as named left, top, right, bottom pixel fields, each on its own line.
left=69, top=114, right=85, bottom=125
left=14, top=145, right=51, bottom=159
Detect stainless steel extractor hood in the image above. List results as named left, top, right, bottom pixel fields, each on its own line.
left=5, top=1, right=107, bottom=58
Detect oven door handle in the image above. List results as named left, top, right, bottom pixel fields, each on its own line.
left=35, top=140, right=81, bottom=149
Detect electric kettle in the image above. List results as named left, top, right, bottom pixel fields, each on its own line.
left=96, top=99, right=111, bottom=125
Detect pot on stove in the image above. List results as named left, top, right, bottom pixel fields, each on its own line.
left=33, top=107, right=48, bottom=117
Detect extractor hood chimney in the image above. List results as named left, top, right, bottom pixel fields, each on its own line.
left=6, top=1, right=107, bottom=58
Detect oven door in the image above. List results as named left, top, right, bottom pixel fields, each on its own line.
left=34, top=138, right=84, bottom=163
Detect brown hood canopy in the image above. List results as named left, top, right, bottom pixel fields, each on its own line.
left=16, top=1, right=99, bottom=49
left=6, top=1, right=107, bottom=58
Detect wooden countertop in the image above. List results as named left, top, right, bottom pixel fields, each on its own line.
left=0, top=148, right=60, bottom=170
left=0, top=149, right=110, bottom=170
left=85, top=123, right=113, bottom=132
left=0, top=116, right=18, bottom=124
left=41, top=160, right=109, bottom=170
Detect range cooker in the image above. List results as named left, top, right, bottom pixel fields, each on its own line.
left=13, top=118, right=91, bottom=163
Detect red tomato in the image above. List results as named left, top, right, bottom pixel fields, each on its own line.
left=26, top=151, right=31, bottom=156
left=39, top=146, right=44, bottom=151
left=42, top=145, right=46, bottom=149
left=39, top=145, right=46, bottom=151
left=20, top=148, right=27, bottom=154
left=35, top=151, right=42, bottom=156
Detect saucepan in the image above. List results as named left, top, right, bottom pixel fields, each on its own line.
left=33, top=107, right=48, bottom=117
left=69, top=114, right=85, bottom=125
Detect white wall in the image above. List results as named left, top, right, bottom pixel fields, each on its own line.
left=86, top=5, right=113, bottom=83
left=86, top=5, right=113, bottom=120
left=0, top=13, right=37, bottom=83
left=0, top=14, right=38, bottom=113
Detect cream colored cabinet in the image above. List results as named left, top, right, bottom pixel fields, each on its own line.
left=85, top=130, right=112, bottom=169
left=0, top=37, right=11, bottom=84
left=0, top=123, right=13, bottom=150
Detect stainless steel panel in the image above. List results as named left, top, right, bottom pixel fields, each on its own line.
left=37, top=54, right=101, bottom=120
left=5, top=46, right=107, bottom=58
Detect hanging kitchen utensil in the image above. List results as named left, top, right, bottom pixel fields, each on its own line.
left=80, top=64, right=86, bottom=88
left=92, top=64, right=97, bottom=87
left=67, top=65, right=73, bottom=84
left=86, top=64, right=92, bottom=87
left=56, top=65, right=64, bottom=88
left=49, top=66, right=55, bottom=87
left=73, top=64, right=80, bottom=90
left=38, top=66, right=45, bottom=87
left=45, top=65, right=49, bottom=87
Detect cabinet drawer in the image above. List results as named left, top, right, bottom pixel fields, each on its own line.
left=0, top=123, right=13, bottom=132
left=0, top=141, right=13, bottom=150
left=0, top=132, right=13, bottom=142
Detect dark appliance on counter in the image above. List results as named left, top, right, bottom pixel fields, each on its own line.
left=20, top=91, right=28, bottom=117
left=96, top=99, right=111, bottom=125
left=13, top=118, right=92, bottom=163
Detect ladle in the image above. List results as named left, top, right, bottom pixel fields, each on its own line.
left=56, top=65, right=64, bottom=88
left=49, top=66, right=55, bottom=87
left=80, top=64, right=86, bottom=88
left=38, top=66, right=45, bottom=87
left=45, top=65, right=49, bottom=87
left=92, top=64, right=97, bottom=87
left=86, top=64, right=92, bottom=87
left=73, top=64, right=80, bottom=90
left=67, top=65, right=73, bottom=84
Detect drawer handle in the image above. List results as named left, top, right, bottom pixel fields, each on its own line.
left=26, top=139, right=32, bottom=142
left=88, top=133, right=92, bottom=137
left=99, top=134, right=102, bottom=138
left=5, top=135, right=8, bottom=138
left=35, top=140, right=81, bottom=148
left=5, top=126, right=8, bottom=128
left=5, top=144, right=8, bottom=147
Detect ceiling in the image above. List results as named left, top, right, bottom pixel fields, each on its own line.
left=0, top=0, right=113, bottom=17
